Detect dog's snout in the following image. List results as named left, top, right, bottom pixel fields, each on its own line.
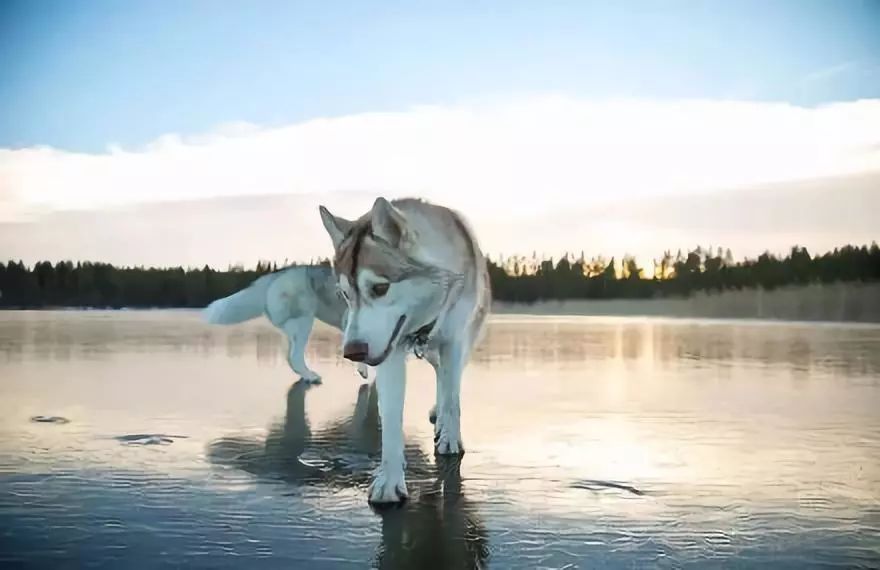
left=344, top=341, right=369, bottom=362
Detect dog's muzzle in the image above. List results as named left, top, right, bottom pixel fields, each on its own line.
left=363, top=315, right=407, bottom=366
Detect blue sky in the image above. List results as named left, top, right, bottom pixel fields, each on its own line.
left=2, top=0, right=879, bottom=152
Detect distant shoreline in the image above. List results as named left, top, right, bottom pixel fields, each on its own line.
left=493, top=282, right=880, bottom=323
left=3, top=282, right=879, bottom=324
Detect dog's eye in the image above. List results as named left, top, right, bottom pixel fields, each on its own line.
left=371, top=283, right=390, bottom=298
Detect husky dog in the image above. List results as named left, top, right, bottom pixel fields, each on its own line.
left=202, top=265, right=369, bottom=383
left=319, top=197, right=491, bottom=503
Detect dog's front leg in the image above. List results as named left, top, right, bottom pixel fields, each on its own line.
left=369, top=349, right=408, bottom=503
left=434, top=340, right=465, bottom=455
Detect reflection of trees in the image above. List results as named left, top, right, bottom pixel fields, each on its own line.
left=5, top=311, right=878, bottom=380
left=474, top=320, right=880, bottom=377
left=206, top=381, right=488, bottom=570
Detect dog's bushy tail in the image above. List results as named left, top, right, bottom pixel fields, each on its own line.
left=202, top=273, right=277, bottom=325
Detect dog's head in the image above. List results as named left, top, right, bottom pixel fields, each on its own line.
left=319, top=198, right=452, bottom=366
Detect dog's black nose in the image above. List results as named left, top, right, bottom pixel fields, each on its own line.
left=344, top=342, right=369, bottom=362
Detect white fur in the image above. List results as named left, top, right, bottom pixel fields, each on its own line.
left=203, top=273, right=276, bottom=325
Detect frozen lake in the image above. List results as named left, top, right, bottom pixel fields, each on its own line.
left=1, top=311, right=878, bottom=568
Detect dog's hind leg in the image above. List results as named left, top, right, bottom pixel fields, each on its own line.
left=424, top=349, right=441, bottom=425
left=282, top=316, right=321, bottom=384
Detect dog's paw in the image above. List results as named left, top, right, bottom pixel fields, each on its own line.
left=433, top=415, right=464, bottom=456
left=434, top=431, right=465, bottom=456
left=357, top=363, right=369, bottom=379
left=300, top=372, right=322, bottom=385
left=368, top=464, right=408, bottom=504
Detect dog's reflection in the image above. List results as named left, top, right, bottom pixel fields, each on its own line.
left=207, top=381, right=488, bottom=569
left=375, top=454, right=489, bottom=570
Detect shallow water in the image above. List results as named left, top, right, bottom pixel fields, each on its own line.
left=1, top=311, right=878, bottom=569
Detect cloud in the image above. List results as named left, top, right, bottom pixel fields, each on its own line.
left=502, top=170, right=880, bottom=260
left=1, top=171, right=877, bottom=269
left=2, top=96, right=879, bottom=226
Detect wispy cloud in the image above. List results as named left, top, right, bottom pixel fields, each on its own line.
left=802, top=61, right=861, bottom=84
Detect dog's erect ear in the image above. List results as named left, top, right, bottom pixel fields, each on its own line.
left=370, top=197, right=408, bottom=246
left=319, top=206, right=353, bottom=250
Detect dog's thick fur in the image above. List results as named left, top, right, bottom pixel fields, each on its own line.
left=319, top=197, right=491, bottom=503
left=202, top=265, right=368, bottom=382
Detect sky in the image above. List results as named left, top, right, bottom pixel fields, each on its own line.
left=1, top=0, right=879, bottom=268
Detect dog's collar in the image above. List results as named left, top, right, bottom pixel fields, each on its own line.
left=405, top=318, right=436, bottom=359
left=403, top=270, right=466, bottom=360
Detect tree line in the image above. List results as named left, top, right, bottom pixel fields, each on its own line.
left=487, top=244, right=880, bottom=303
left=1, top=243, right=879, bottom=309
left=0, top=261, right=278, bottom=309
